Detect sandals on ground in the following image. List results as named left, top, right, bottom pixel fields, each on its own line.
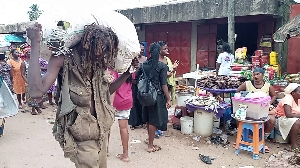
left=199, top=154, right=215, bottom=164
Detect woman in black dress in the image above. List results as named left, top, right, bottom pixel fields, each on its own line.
left=136, top=41, right=171, bottom=153
left=129, top=43, right=147, bottom=130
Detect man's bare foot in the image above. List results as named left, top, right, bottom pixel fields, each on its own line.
left=116, top=154, right=129, bottom=162
left=147, top=145, right=162, bottom=153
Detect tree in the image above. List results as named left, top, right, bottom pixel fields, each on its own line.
left=27, top=4, right=43, bottom=21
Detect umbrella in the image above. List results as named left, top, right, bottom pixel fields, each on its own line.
left=0, top=41, right=11, bottom=47
left=3, top=34, right=26, bottom=43
left=273, top=14, right=300, bottom=43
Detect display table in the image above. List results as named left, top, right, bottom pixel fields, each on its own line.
left=186, top=103, right=229, bottom=119
left=200, top=88, right=237, bottom=95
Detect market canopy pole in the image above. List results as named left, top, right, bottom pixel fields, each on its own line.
left=228, top=0, right=235, bottom=51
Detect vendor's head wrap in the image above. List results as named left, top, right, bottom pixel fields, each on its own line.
left=285, top=83, right=300, bottom=94
left=253, top=67, right=265, bottom=74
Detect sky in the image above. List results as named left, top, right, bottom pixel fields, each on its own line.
left=1, top=0, right=299, bottom=24
left=0, top=0, right=194, bottom=24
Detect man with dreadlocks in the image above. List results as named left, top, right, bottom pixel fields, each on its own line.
left=26, top=23, right=139, bottom=168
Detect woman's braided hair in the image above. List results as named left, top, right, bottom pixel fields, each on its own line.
left=81, top=23, right=119, bottom=71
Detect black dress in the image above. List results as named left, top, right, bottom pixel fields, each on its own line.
left=128, top=83, right=144, bottom=127
left=135, top=61, right=169, bottom=131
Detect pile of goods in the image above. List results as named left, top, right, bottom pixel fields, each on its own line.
left=186, top=96, right=222, bottom=113
left=285, top=73, right=300, bottom=84
left=235, top=47, right=247, bottom=64
left=197, top=76, right=244, bottom=89
left=175, top=85, right=194, bottom=93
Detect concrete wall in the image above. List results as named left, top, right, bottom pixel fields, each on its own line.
left=119, top=0, right=279, bottom=24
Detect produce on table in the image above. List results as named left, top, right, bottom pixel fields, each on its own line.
left=175, top=85, right=194, bottom=93
left=186, top=96, right=223, bottom=113
left=197, top=76, right=244, bottom=89
left=285, top=73, right=300, bottom=83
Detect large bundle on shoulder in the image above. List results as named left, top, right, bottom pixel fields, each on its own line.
left=34, top=10, right=140, bottom=73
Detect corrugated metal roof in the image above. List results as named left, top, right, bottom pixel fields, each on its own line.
left=116, top=0, right=197, bottom=10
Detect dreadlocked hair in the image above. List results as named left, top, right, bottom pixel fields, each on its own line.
left=81, top=23, right=119, bottom=73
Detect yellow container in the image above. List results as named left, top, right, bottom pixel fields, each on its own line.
left=272, top=64, right=281, bottom=77
left=270, top=51, right=278, bottom=65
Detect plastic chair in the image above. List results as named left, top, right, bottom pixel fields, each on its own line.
left=234, top=120, right=265, bottom=160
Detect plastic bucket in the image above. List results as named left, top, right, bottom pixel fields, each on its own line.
left=177, top=93, right=192, bottom=106
left=275, top=128, right=289, bottom=143
left=194, top=109, right=213, bottom=137
left=180, top=116, right=193, bottom=135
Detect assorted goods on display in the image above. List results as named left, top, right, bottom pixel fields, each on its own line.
left=232, top=91, right=271, bottom=121
left=185, top=96, right=222, bottom=113
left=197, top=76, right=244, bottom=89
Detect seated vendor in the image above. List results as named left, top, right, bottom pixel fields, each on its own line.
left=273, top=83, right=300, bottom=151
left=236, top=67, right=277, bottom=151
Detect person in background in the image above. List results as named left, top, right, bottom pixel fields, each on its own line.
left=236, top=67, right=277, bottom=153
left=129, top=43, right=146, bottom=130
left=0, top=53, right=13, bottom=93
left=21, top=48, right=42, bottom=115
left=0, top=53, right=13, bottom=137
left=7, top=49, right=26, bottom=109
left=39, top=57, right=56, bottom=106
left=110, top=70, right=135, bottom=162
left=273, top=83, right=300, bottom=152
left=158, top=41, right=179, bottom=105
left=216, top=43, right=234, bottom=76
left=157, top=41, right=178, bottom=137
left=136, top=41, right=171, bottom=153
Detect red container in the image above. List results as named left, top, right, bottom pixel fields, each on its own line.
left=255, top=50, right=263, bottom=57
left=252, top=56, right=261, bottom=64
left=261, top=55, right=269, bottom=66
left=252, top=62, right=261, bottom=68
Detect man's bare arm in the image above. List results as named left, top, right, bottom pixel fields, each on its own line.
left=28, top=41, right=63, bottom=98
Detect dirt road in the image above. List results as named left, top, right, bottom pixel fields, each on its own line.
left=0, top=105, right=286, bottom=168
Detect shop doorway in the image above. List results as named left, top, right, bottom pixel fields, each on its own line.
left=217, top=22, right=259, bottom=62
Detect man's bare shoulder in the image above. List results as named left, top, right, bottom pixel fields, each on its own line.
left=48, top=56, right=64, bottom=68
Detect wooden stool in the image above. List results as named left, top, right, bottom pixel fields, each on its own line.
left=234, top=120, right=265, bottom=160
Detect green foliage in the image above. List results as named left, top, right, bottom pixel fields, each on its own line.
left=27, top=4, right=43, bottom=21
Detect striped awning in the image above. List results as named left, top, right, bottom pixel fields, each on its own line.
left=273, top=14, right=300, bottom=43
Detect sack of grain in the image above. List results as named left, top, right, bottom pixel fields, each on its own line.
left=36, top=10, right=140, bottom=73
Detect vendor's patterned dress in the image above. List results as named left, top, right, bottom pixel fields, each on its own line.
left=0, top=62, right=14, bottom=94
left=7, top=59, right=25, bottom=94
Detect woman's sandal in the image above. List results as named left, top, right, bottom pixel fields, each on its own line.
left=31, top=109, right=39, bottom=115
left=147, top=145, right=162, bottom=153
left=199, top=154, right=214, bottom=164
left=130, top=126, right=135, bottom=130
left=264, top=146, right=270, bottom=153
left=116, top=154, right=129, bottom=162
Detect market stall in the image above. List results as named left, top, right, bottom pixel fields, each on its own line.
left=184, top=95, right=230, bottom=137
